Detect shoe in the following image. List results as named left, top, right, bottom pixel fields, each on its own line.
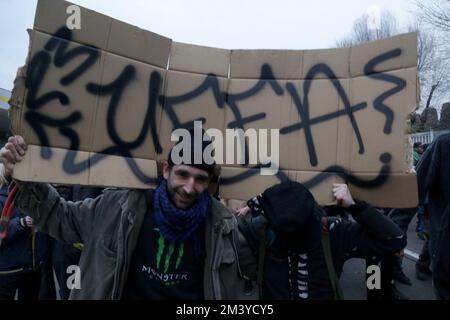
left=392, top=270, right=412, bottom=286
left=415, top=263, right=432, bottom=281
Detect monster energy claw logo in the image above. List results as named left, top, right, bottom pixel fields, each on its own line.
left=155, top=228, right=185, bottom=273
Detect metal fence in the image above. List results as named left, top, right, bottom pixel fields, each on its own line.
left=410, top=130, right=450, bottom=145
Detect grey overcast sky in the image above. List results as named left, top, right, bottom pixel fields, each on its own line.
left=1, top=0, right=415, bottom=90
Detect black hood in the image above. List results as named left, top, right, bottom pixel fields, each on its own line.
left=260, top=181, right=316, bottom=234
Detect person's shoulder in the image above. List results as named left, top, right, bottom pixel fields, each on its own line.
left=99, top=187, right=133, bottom=200
left=430, top=132, right=450, bottom=148
left=438, top=132, right=450, bottom=141
left=101, top=187, right=153, bottom=201
left=438, top=133, right=450, bottom=149
left=210, top=196, right=234, bottom=219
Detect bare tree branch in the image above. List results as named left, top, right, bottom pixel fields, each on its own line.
left=336, top=11, right=398, bottom=47
left=415, top=0, right=450, bottom=32
left=336, top=7, right=450, bottom=113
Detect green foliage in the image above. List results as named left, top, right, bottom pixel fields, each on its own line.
left=421, top=107, right=439, bottom=131
left=409, top=112, right=422, bottom=133
left=438, top=102, right=450, bottom=130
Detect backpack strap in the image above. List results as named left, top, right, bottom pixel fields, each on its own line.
left=256, top=224, right=267, bottom=298
left=321, top=216, right=345, bottom=300
left=0, top=185, right=19, bottom=246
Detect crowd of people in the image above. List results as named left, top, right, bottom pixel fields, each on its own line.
left=0, top=131, right=448, bottom=300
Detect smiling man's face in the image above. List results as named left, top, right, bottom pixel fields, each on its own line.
left=163, top=162, right=210, bottom=209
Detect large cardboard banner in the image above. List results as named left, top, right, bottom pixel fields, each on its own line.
left=9, top=0, right=419, bottom=207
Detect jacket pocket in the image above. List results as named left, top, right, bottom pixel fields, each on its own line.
left=220, top=246, right=236, bottom=265
left=97, top=235, right=117, bottom=259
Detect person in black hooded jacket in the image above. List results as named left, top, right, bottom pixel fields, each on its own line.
left=416, top=132, right=450, bottom=300
left=238, top=182, right=407, bottom=300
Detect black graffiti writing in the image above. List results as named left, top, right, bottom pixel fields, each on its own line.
left=25, top=28, right=161, bottom=184
left=226, top=64, right=283, bottom=130
left=220, top=153, right=392, bottom=190
left=364, top=49, right=406, bottom=134
left=26, top=51, right=69, bottom=111
left=23, top=27, right=407, bottom=190
left=281, top=63, right=367, bottom=166
left=45, top=27, right=99, bottom=86
left=159, top=74, right=226, bottom=133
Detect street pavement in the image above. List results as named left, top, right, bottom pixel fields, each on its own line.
left=340, top=214, right=436, bottom=300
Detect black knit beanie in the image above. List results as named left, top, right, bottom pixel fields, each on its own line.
left=167, top=127, right=216, bottom=175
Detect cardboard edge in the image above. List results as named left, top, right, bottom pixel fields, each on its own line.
left=230, top=49, right=303, bottom=79
left=169, top=41, right=230, bottom=77
left=9, top=29, right=36, bottom=137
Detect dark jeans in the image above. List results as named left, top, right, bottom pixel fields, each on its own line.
left=0, top=269, right=42, bottom=300
left=417, top=239, right=431, bottom=268
left=389, top=208, right=417, bottom=235
left=366, top=208, right=416, bottom=299
left=39, top=253, right=56, bottom=300
left=389, top=208, right=417, bottom=272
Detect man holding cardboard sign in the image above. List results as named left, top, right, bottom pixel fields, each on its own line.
left=0, top=0, right=420, bottom=301
left=0, top=132, right=258, bottom=300
left=1, top=131, right=409, bottom=300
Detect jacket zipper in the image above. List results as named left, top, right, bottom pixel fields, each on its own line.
left=211, top=222, right=223, bottom=300
left=112, top=211, right=132, bottom=300
left=112, top=215, right=125, bottom=300
left=231, top=222, right=256, bottom=297
left=119, top=217, right=133, bottom=299
left=230, top=228, right=246, bottom=279
left=31, top=227, right=36, bottom=271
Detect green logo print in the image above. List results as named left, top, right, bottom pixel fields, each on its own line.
left=155, top=228, right=185, bottom=273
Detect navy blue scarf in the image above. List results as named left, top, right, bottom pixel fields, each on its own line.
left=153, top=180, right=211, bottom=243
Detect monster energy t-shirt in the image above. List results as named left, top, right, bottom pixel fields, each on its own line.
left=122, top=208, right=205, bottom=300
